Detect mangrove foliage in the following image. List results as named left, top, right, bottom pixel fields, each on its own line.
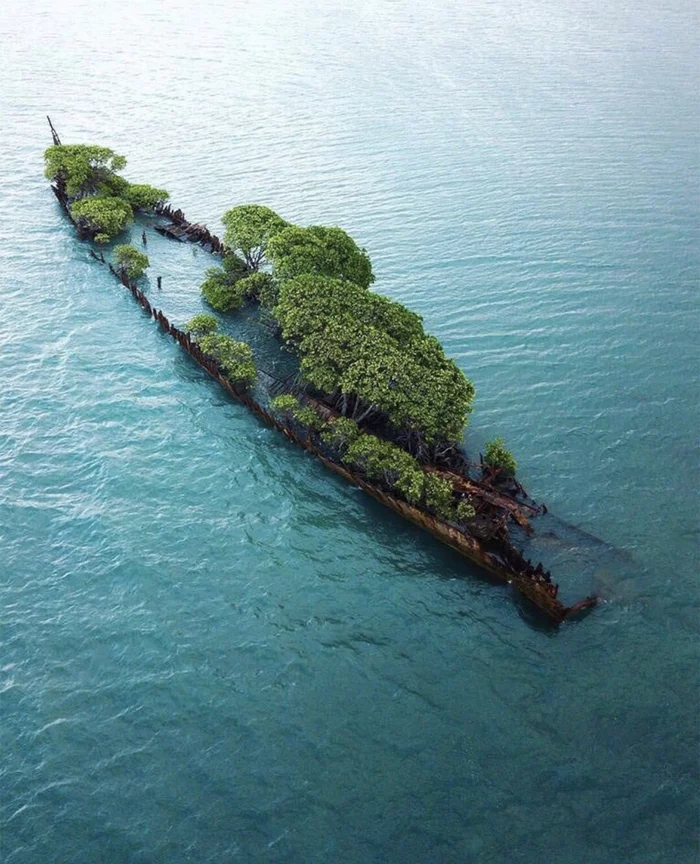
left=44, top=143, right=169, bottom=242
left=113, top=244, right=150, bottom=279
left=222, top=205, right=288, bottom=271
left=483, top=437, right=518, bottom=478
left=183, top=315, right=256, bottom=386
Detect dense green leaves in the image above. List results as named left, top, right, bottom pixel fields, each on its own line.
left=455, top=499, right=476, bottom=521
left=341, top=435, right=465, bottom=517
left=343, top=434, right=425, bottom=503
left=70, top=196, right=133, bottom=240
left=222, top=205, right=288, bottom=270
left=96, top=173, right=130, bottom=198
left=124, top=183, right=170, bottom=210
left=423, top=474, right=456, bottom=520
left=45, top=145, right=169, bottom=242
left=199, top=252, right=250, bottom=312
left=44, top=144, right=127, bottom=197
left=270, top=394, right=323, bottom=430
left=183, top=314, right=219, bottom=338
left=222, top=252, right=249, bottom=278
left=237, top=272, right=278, bottom=307
left=267, top=225, right=374, bottom=287
left=320, top=416, right=360, bottom=453
left=113, top=244, right=149, bottom=278
left=198, top=334, right=256, bottom=385
left=273, top=274, right=422, bottom=346
left=274, top=274, right=475, bottom=446
left=200, top=267, right=247, bottom=312
left=270, top=394, right=300, bottom=415
left=484, top=437, right=517, bottom=477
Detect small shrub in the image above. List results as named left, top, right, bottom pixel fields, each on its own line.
left=423, top=474, right=456, bottom=520
left=343, top=434, right=424, bottom=503
left=320, top=416, right=360, bottom=453
left=199, top=334, right=256, bottom=385
left=293, top=405, right=323, bottom=431
left=455, top=499, right=476, bottom=521
left=484, top=437, right=517, bottom=477
left=394, top=466, right=425, bottom=505
left=271, top=394, right=301, bottom=414
left=183, top=314, right=218, bottom=338
left=271, top=394, right=322, bottom=430
left=200, top=267, right=247, bottom=312
left=113, top=244, right=149, bottom=278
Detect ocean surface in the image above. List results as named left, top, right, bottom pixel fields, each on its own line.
left=1, top=1, right=698, bottom=861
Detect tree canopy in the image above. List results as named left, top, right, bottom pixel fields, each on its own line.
left=273, top=273, right=423, bottom=346
left=274, top=274, right=475, bottom=448
left=200, top=267, right=246, bottom=312
left=183, top=314, right=219, bottom=338
left=113, top=244, right=149, bottom=278
left=221, top=205, right=288, bottom=271
left=483, top=437, right=517, bottom=477
left=44, top=144, right=127, bottom=198
left=124, top=183, right=170, bottom=210
left=267, top=225, right=374, bottom=288
left=341, top=434, right=466, bottom=519
left=237, top=272, right=278, bottom=307
left=45, top=144, right=170, bottom=244
left=198, top=253, right=249, bottom=312
left=198, top=334, right=256, bottom=385
left=70, top=196, right=133, bottom=241
left=343, top=433, right=425, bottom=504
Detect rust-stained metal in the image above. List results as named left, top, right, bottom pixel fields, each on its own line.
left=47, top=115, right=61, bottom=146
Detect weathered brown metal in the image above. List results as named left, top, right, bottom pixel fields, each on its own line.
left=47, top=115, right=61, bottom=146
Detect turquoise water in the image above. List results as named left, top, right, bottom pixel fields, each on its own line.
left=1, top=1, right=698, bottom=861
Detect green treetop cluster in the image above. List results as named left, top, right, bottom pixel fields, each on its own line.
left=222, top=205, right=289, bottom=271
left=199, top=333, right=256, bottom=385
left=203, top=202, right=481, bottom=459
left=44, top=144, right=169, bottom=242
left=483, top=437, right=518, bottom=477
left=198, top=256, right=279, bottom=313
left=113, top=244, right=150, bottom=279
left=267, top=225, right=374, bottom=288
left=274, top=273, right=475, bottom=451
left=199, top=255, right=249, bottom=312
left=181, top=315, right=256, bottom=387
left=341, top=432, right=474, bottom=522
left=183, top=314, right=219, bottom=338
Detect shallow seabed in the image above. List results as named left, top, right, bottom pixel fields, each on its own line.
left=1, top=1, right=698, bottom=862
